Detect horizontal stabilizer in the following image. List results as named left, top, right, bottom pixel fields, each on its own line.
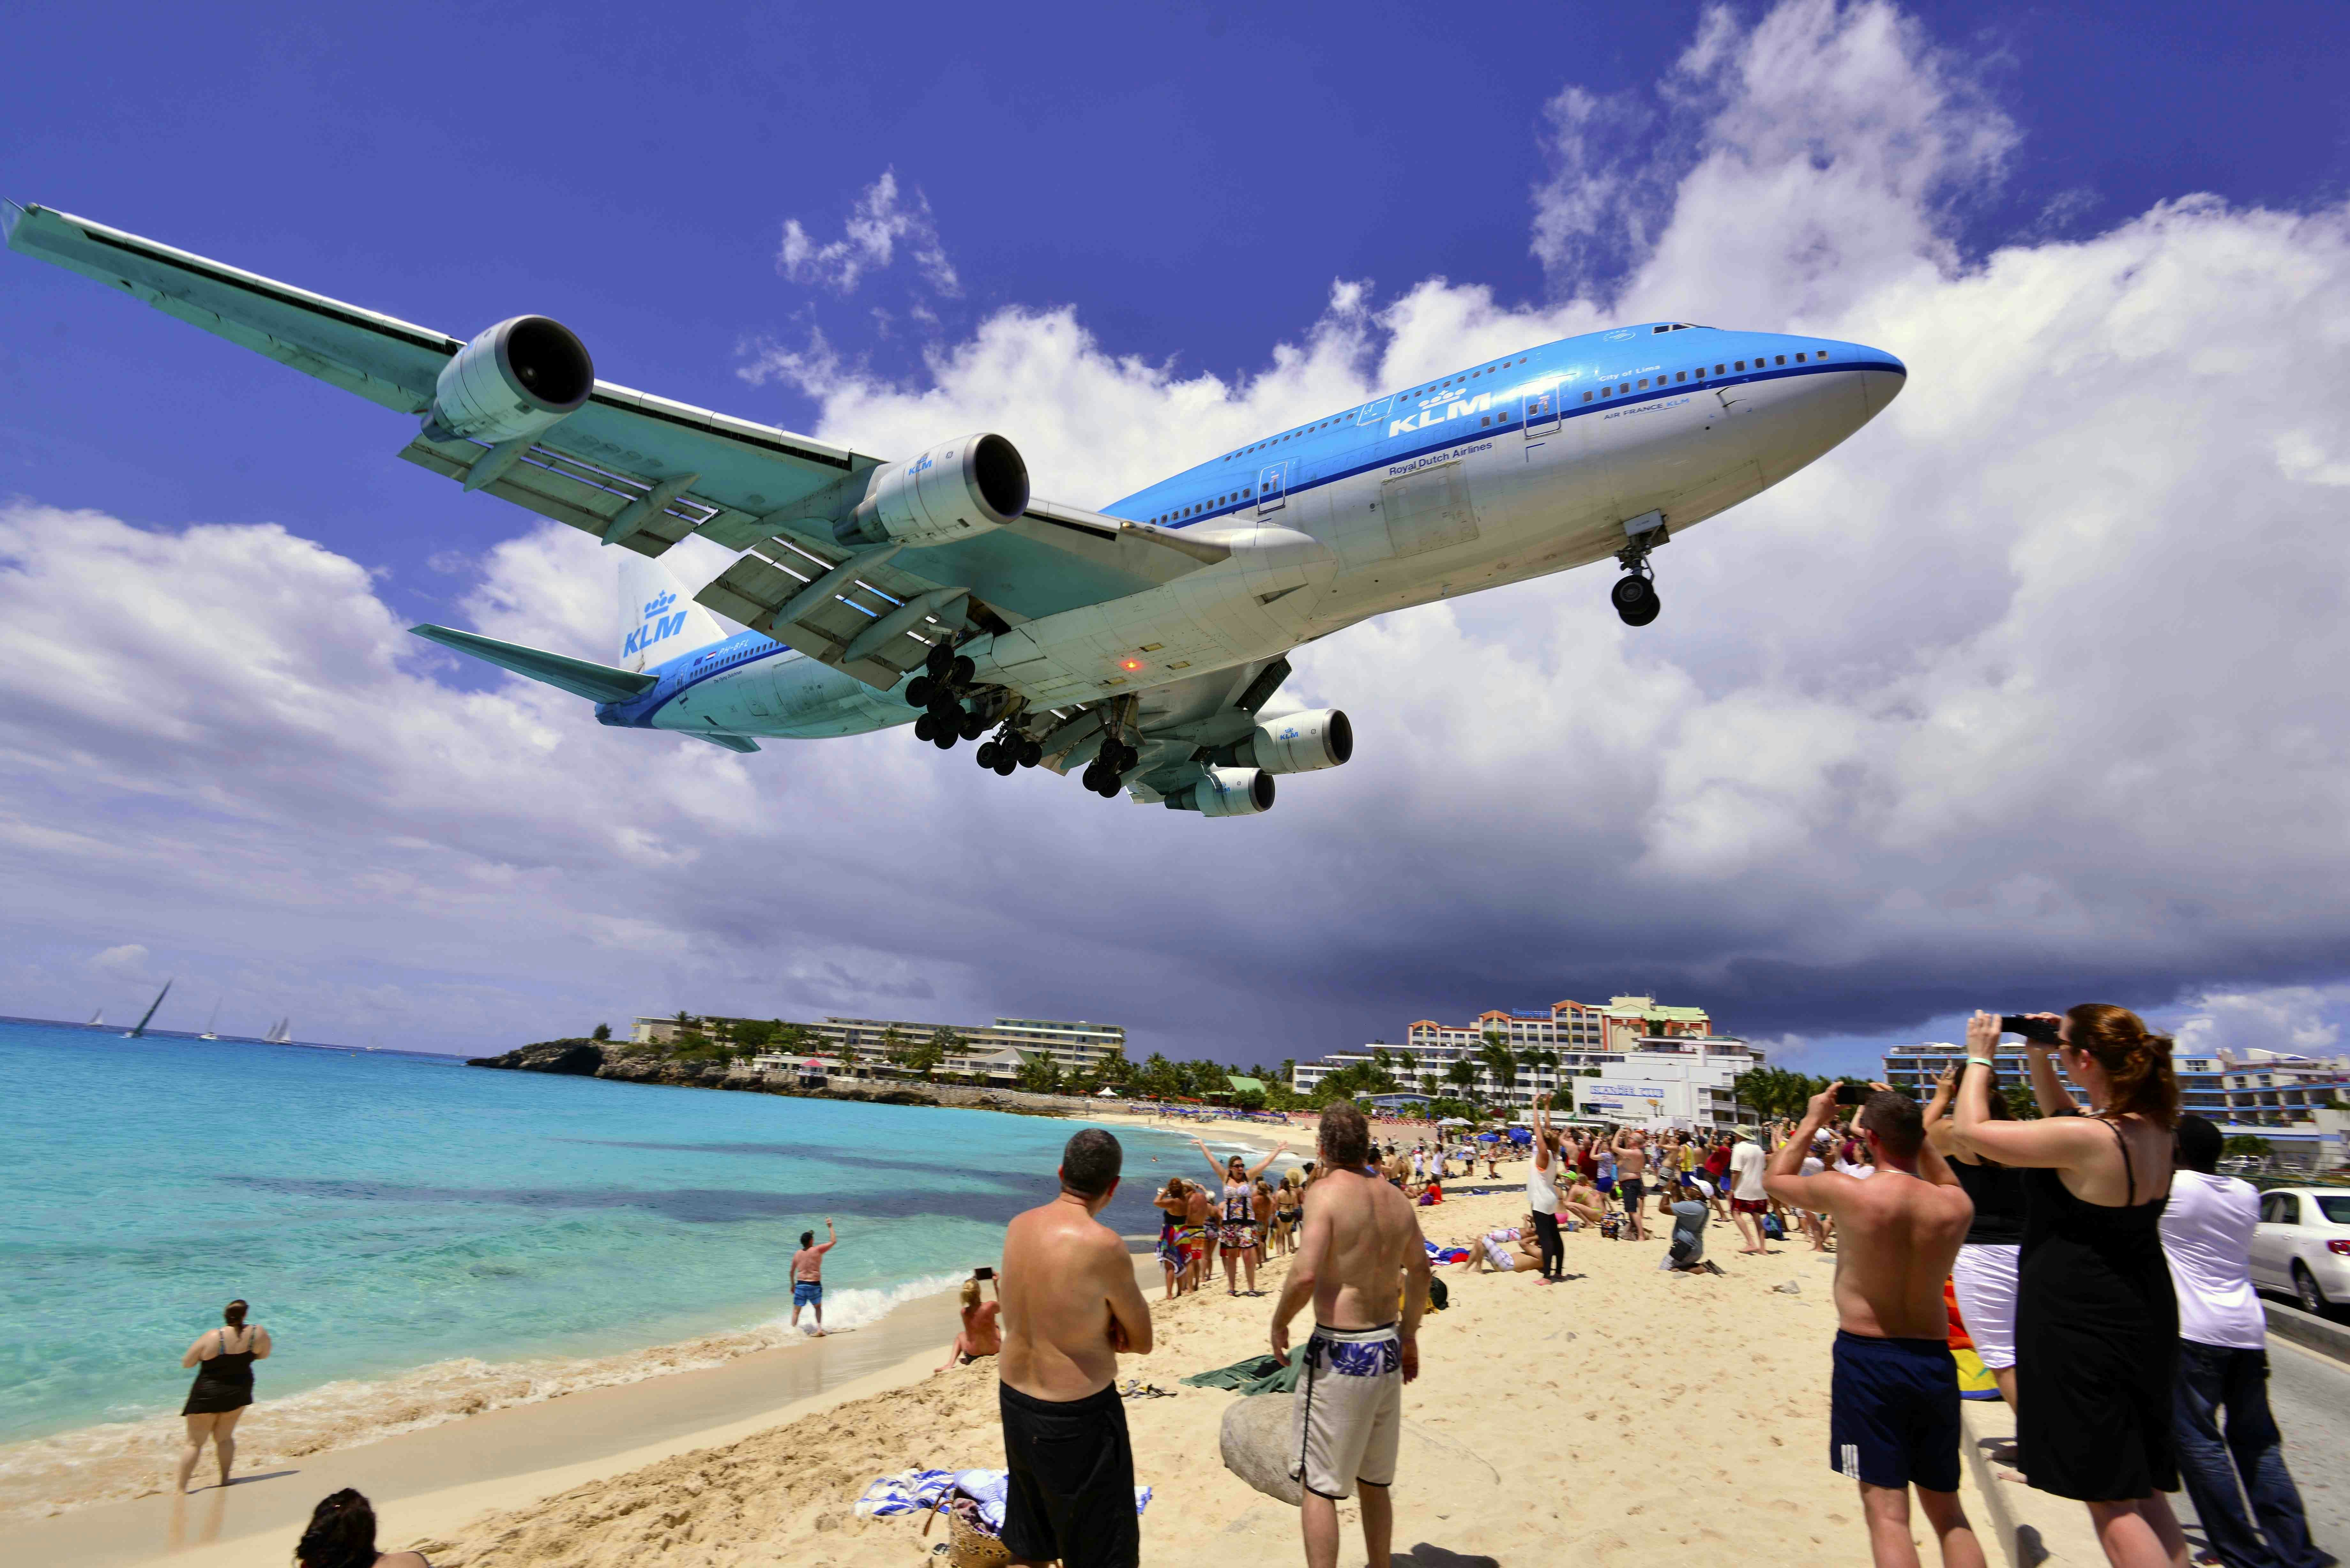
left=691, top=732, right=762, bottom=753
left=410, top=624, right=657, bottom=705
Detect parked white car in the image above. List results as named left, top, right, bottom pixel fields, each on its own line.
left=2248, top=1186, right=2350, bottom=1315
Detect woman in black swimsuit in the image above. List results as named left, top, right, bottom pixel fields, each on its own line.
left=178, top=1298, right=270, bottom=1493
left=1952, top=1006, right=2185, bottom=1568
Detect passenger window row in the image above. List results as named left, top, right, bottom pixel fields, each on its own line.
left=1577, top=348, right=1828, bottom=402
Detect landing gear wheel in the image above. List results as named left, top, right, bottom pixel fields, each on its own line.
left=993, top=753, right=1018, bottom=777
left=976, top=741, right=999, bottom=768
left=1611, top=574, right=1660, bottom=626
left=933, top=727, right=957, bottom=751
left=949, top=655, right=976, bottom=687
left=913, top=712, right=938, bottom=742
left=905, top=675, right=935, bottom=708
left=924, top=642, right=953, bottom=679
left=958, top=711, right=987, bottom=741
left=1018, top=739, right=1042, bottom=768
left=1096, top=774, right=1124, bottom=798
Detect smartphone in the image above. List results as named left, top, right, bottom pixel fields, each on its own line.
left=973, top=1266, right=994, bottom=1281
left=1833, top=1083, right=1868, bottom=1107
left=1999, top=1014, right=2062, bottom=1044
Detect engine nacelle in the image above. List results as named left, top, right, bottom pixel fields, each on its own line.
left=1207, top=708, right=1353, bottom=775
left=837, top=434, right=1029, bottom=550
left=424, top=316, right=595, bottom=444
left=1192, top=766, right=1275, bottom=817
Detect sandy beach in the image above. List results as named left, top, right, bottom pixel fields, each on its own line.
left=24, top=1163, right=1985, bottom=1568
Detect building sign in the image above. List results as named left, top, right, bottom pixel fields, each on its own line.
left=1580, top=1082, right=1673, bottom=1115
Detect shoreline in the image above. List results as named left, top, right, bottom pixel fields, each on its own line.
left=14, top=1252, right=1164, bottom=1568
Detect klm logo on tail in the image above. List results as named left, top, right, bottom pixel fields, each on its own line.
left=627, top=590, right=686, bottom=657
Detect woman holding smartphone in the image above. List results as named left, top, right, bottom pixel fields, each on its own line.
left=937, top=1269, right=1001, bottom=1370
left=1952, top=1006, right=2184, bottom=1568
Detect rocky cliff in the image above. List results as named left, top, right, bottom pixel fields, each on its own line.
left=465, top=1040, right=1079, bottom=1114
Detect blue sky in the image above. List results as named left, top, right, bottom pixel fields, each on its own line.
left=3, top=1, right=2349, bottom=1071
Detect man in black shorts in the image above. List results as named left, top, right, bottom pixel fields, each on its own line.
left=996, top=1128, right=1155, bottom=1568
left=1767, top=1083, right=1984, bottom=1568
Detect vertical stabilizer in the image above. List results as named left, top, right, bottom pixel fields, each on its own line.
left=617, top=555, right=730, bottom=672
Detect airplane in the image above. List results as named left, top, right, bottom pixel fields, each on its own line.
left=7, top=204, right=1904, bottom=818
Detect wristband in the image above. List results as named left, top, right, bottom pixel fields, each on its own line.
left=1965, top=1057, right=1994, bottom=1069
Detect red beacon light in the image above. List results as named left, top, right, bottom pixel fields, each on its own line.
left=1120, top=657, right=1144, bottom=671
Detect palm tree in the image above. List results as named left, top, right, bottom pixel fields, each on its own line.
left=1476, top=1037, right=1518, bottom=1108
left=1446, top=1058, right=1477, bottom=1099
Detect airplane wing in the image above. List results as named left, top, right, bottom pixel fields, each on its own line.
left=6, top=203, right=1225, bottom=693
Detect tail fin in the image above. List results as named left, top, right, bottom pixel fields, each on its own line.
left=618, top=554, right=730, bottom=671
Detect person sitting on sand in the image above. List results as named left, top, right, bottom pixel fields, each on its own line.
left=295, top=1488, right=430, bottom=1568
left=1464, top=1215, right=1543, bottom=1273
left=1562, top=1171, right=1607, bottom=1231
left=790, top=1219, right=838, bottom=1336
left=938, top=1271, right=1003, bottom=1370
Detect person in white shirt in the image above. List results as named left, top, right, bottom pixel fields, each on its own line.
left=2158, top=1116, right=2328, bottom=1568
left=1728, top=1130, right=1773, bottom=1255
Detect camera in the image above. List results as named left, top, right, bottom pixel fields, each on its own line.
left=1999, top=1014, right=2062, bottom=1045
left=1833, top=1083, right=1868, bottom=1107
left=973, top=1266, right=994, bottom=1281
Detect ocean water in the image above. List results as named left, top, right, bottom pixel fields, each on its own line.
left=0, top=1017, right=1243, bottom=1513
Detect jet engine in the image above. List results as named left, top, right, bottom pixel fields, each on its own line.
left=837, top=434, right=1030, bottom=550
left=1207, top=708, right=1353, bottom=775
left=424, top=316, right=595, bottom=444
left=1179, top=766, right=1275, bottom=817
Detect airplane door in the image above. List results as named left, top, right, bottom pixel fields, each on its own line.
left=1257, top=461, right=1287, bottom=515
left=1520, top=388, right=1559, bottom=454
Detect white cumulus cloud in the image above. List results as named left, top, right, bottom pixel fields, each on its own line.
left=776, top=169, right=960, bottom=297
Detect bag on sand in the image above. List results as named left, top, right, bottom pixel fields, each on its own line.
left=923, top=1496, right=1011, bottom=1568
left=1762, top=1213, right=1786, bottom=1240
left=1426, top=1277, right=1449, bottom=1312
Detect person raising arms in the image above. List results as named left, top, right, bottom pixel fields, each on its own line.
left=1189, top=1136, right=1289, bottom=1297
left=1524, top=1094, right=1565, bottom=1283
left=790, top=1220, right=838, bottom=1335
left=1766, top=1083, right=1984, bottom=1568
left=938, top=1270, right=1004, bottom=1372
left=1952, top=1008, right=2187, bottom=1568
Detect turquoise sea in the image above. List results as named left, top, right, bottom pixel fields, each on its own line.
left=0, top=1017, right=1236, bottom=1511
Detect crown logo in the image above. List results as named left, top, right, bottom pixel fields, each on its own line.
left=643, top=591, right=676, bottom=617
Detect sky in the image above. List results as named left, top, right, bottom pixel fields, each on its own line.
left=3, top=1, right=2348, bottom=1072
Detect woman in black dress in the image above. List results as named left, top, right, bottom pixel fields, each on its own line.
left=177, top=1298, right=270, bottom=1493
left=1952, top=1006, right=2185, bottom=1568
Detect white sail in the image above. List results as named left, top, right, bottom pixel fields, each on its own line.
left=264, top=1018, right=293, bottom=1045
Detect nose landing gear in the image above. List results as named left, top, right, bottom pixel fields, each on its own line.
left=1611, top=571, right=1660, bottom=627
left=1611, top=517, right=1668, bottom=627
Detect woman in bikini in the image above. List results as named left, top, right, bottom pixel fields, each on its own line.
left=1187, top=1136, right=1287, bottom=1296
left=936, top=1271, right=1002, bottom=1371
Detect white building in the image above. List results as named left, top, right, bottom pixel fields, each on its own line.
left=633, top=1013, right=1126, bottom=1078
left=1291, top=995, right=1762, bottom=1127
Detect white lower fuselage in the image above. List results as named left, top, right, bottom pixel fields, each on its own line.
left=612, top=329, right=1904, bottom=742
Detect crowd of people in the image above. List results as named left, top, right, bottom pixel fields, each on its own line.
left=976, top=1002, right=2332, bottom=1568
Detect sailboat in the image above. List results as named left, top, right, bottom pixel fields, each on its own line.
left=199, top=1001, right=221, bottom=1041
left=87, top=1009, right=104, bottom=1027
left=264, top=1017, right=293, bottom=1045
left=125, top=979, right=173, bottom=1038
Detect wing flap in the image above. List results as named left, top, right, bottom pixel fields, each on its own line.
left=409, top=624, right=657, bottom=705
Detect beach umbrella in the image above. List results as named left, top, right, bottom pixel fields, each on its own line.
left=1437, top=1116, right=1469, bottom=1127
left=1474, top=1131, right=1500, bottom=1142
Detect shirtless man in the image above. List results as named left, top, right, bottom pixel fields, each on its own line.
left=1612, top=1128, right=1650, bottom=1240
left=1270, top=1100, right=1430, bottom=1568
left=1766, top=1083, right=1984, bottom=1568
left=997, top=1128, right=1153, bottom=1568
left=790, top=1219, right=838, bottom=1335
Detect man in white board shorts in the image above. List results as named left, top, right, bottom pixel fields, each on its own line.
left=1270, top=1099, right=1431, bottom=1568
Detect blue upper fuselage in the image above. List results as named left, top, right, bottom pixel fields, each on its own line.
left=1103, top=321, right=1904, bottom=528
left=602, top=320, right=1904, bottom=729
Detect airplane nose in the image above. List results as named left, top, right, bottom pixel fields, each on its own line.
left=1851, top=342, right=1905, bottom=413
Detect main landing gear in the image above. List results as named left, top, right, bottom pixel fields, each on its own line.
left=1082, top=738, right=1138, bottom=799
left=975, top=727, right=1043, bottom=777
left=907, top=640, right=984, bottom=750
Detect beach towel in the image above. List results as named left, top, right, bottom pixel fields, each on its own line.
left=1181, top=1353, right=1302, bottom=1397
left=855, top=1468, right=1152, bottom=1532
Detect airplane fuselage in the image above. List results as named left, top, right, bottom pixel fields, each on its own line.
left=597, top=322, right=1904, bottom=742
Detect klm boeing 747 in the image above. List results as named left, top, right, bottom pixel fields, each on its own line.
left=8, top=205, right=1903, bottom=818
